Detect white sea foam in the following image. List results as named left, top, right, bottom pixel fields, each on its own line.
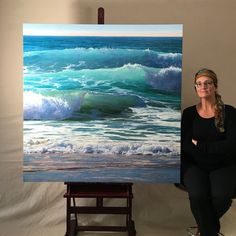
left=24, top=137, right=179, bottom=157
left=146, top=66, right=182, bottom=92
left=158, top=52, right=182, bottom=59
left=24, top=91, right=82, bottom=120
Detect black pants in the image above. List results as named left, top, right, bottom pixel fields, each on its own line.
left=184, top=164, right=236, bottom=236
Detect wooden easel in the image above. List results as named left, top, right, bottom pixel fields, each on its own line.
left=64, top=182, right=136, bottom=236
left=64, top=8, right=136, bottom=236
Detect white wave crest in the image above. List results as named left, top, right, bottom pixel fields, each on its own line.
left=24, top=91, right=82, bottom=120
left=158, top=52, right=182, bottom=59
left=146, top=66, right=182, bottom=92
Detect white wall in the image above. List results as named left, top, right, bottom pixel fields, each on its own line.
left=0, top=0, right=236, bottom=235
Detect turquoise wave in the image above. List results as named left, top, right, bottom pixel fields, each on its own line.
left=24, top=47, right=182, bottom=72
left=23, top=90, right=149, bottom=120
left=24, top=64, right=181, bottom=94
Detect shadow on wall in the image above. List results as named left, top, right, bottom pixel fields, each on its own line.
left=70, top=0, right=163, bottom=24
left=71, top=0, right=99, bottom=23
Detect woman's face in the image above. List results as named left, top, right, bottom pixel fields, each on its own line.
left=195, top=76, right=216, bottom=99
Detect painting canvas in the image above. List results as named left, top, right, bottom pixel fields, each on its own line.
left=23, top=24, right=183, bottom=182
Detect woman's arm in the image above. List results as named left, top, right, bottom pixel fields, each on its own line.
left=181, top=107, right=207, bottom=161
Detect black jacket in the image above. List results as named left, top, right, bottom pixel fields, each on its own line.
left=181, top=104, right=236, bottom=182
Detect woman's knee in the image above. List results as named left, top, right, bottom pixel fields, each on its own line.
left=211, top=196, right=232, bottom=218
left=184, top=165, right=210, bottom=196
left=211, top=181, right=234, bottom=214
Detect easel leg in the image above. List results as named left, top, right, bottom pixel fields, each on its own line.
left=127, top=196, right=136, bottom=236
left=65, top=197, right=70, bottom=236
left=73, top=197, right=78, bottom=228
left=65, top=197, right=78, bottom=236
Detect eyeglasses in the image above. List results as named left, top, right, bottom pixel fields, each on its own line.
left=195, top=80, right=214, bottom=89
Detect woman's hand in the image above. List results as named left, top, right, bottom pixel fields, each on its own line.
left=192, top=139, right=197, bottom=146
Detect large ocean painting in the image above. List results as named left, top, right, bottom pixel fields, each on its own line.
left=23, top=24, right=183, bottom=182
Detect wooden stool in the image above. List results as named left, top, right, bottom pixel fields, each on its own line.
left=64, top=182, right=136, bottom=236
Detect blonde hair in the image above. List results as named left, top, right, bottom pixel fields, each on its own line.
left=194, top=68, right=225, bottom=132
